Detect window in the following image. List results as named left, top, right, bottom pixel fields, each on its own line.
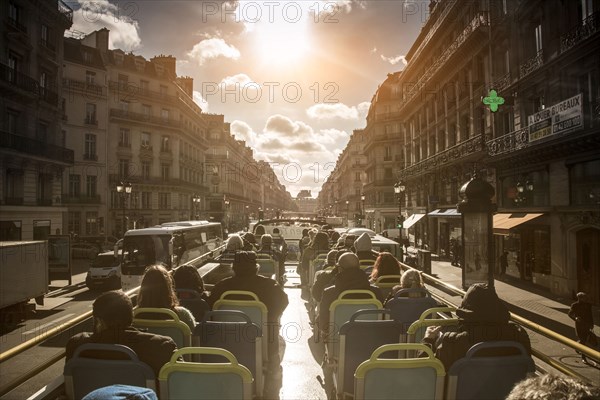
left=161, top=164, right=170, bottom=180
left=384, top=147, right=392, bottom=161
left=83, top=51, right=93, bottom=63
left=580, top=0, right=593, bottom=21
left=119, top=101, right=129, bottom=112
left=119, top=128, right=130, bottom=146
left=69, top=174, right=81, bottom=197
left=85, top=103, right=97, bottom=124
left=8, top=2, right=19, bottom=23
left=118, top=159, right=129, bottom=177
left=118, top=74, right=128, bottom=88
left=37, top=122, right=48, bottom=142
left=142, top=104, right=151, bottom=116
left=140, top=80, right=149, bottom=92
left=7, top=53, right=18, bottom=83
left=142, top=162, right=151, bottom=179
left=7, top=110, right=18, bottom=134
left=86, top=71, right=95, bottom=85
left=384, top=168, right=393, bottom=180
left=355, top=172, right=361, bottom=182
left=141, top=132, right=151, bottom=147
left=86, top=175, right=97, bottom=197
left=570, top=159, right=600, bottom=205
left=534, top=23, right=543, bottom=53
left=37, top=174, right=53, bottom=204
left=141, top=192, right=152, bottom=209
left=5, top=169, right=24, bottom=204
left=41, top=24, right=48, bottom=44
left=159, top=193, right=170, bottom=209
left=161, top=109, right=170, bottom=120
left=161, top=135, right=170, bottom=151
left=0, top=221, right=22, bottom=241
left=85, top=212, right=98, bottom=235
left=84, top=134, right=96, bottom=159
left=68, top=212, right=81, bottom=235
left=502, top=0, right=508, bottom=14
left=160, top=85, right=167, bottom=95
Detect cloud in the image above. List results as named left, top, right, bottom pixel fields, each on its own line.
left=357, top=101, right=371, bottom=119
left=380, top=54, right=408, bottom=66
left=230, top=120, right=257, bottom=143
left=187, top=38, right=240, bottom=65
left=306, top=103, right=361, bottom=120
left=264, top=115, right=313, bottom=137
left=192, top=91, right=209, bottom=112
left=70, top=0, right=141, bottom=51
left=220, top=73, right=257, bottom=88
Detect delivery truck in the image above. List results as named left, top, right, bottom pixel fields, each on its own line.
left=0, top=241, right=49, bottom=324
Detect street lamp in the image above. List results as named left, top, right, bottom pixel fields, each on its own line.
left=224, top=198, right=230, bottom=231
left=515, top=178, right=534, bottom=205
left=192, top=194, right=202, bottom=220
left=116, top=181, right=132, bottom=237
left=360, top=193, right=366, bottom=226
left=394, top=180, right=406, bottom=247
left=458, top=173, right=496, bottom=289
left=345, top=200, right=349, bottom=222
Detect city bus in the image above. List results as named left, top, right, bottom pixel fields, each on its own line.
left=120, top=221, right=224, bottom=291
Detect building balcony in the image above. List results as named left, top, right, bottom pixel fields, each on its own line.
left=58, top=0, right=73, bottom=23
left=206, top=153, right=228, bottom=160
left=493, top=72, right=512, bottom=93
left=62, top=195, right=101, bottom=204
left=63, top=78, right=105, bottom=97
left=109, top=108, right=181, bottom=129
left=6, top=17, right=27, bottom=34
left=560, top=11, right=599, bottom=53
left=40, top=39, right=56, bottom=53
left=519, top=50, right=544, bottom=80
left=139, top=145, right=153, bottom=157
left=4, top=197, right=24, bottom=205
left=375, top=112, right=402, bottom=122
left=83, top=153, right=98, bottom=161
left=84, top=116, right=98, bottom=125
left=37, top=198, right=53, bottom=206
left=39, top=87, right=58, bottom=106
left=0, top=64, right=38, bottom=96
left=0, top=130, right=74, bottom=164
left=398, top=134, right=484, bottom=180
left=108, top=81, right=179, bottom=105
left=486, top=128, right=529, bottom=158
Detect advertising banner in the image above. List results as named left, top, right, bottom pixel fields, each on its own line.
left=528, top=94, right=583, bottom=142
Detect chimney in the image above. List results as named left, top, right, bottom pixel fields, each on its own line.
left=81, top=28, right=109, bottom=53
left=151, top=55, right=177, bottom=79
left=177, top=76, right=194, bottom=97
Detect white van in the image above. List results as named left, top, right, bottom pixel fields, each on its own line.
left=85, top=250, right=121, bottom=291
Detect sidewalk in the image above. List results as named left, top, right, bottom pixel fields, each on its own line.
left=429, top=258, right=600, bottom=341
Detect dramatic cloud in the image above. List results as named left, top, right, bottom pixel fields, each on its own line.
left=220, top=73, right=257, bottom=88
left=187, top=38, right=240, bottom=65
left=193, top=90, right=209, bottom=112
left=264, top=115, right=313, bottom=137
left=380, top=54, right=408, bottom=66
left=306, top=103, right=361, bottom=120
left=230, top=120, right=257, bottom=144
left=357, top=101, right=371, bottom=119
left=71, top=0, right=141, bottom=51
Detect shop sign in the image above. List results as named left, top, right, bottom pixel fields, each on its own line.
left=528, top=93, right=583, bottom=142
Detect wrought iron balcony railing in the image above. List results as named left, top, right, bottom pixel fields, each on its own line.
left=560, top=11, right=599, bottom=53
left=519, top=50, right=544, bottom=79
left=109, top=108, right=182, bottom=129
left=486, top=128, right=529, bottom=157
left=0, top=130, right=74, bottom=164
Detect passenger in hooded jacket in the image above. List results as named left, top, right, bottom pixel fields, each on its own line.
left=421, top=283, right=531, bottom=371
left=354, top=232, right=379, bottom=262
left=317, top=252, right=384, bottom=334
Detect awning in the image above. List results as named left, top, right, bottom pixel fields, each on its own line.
left=428, top=208, right=461, bottom=218
left=493, top=213, right=544, bottom=235
left=403, top=213, right=426, bottom=229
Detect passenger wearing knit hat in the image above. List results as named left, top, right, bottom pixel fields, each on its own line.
left=354, top=233, right=379, bottom=262
left=421, top=283, right=531, bottom=370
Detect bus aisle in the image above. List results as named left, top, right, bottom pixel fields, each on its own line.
left=263, top=264, right=328, bottom=400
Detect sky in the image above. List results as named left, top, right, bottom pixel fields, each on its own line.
left=69, top=0, right=426, bottom=197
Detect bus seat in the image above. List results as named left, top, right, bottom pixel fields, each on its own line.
left=373, top=275, right=402, bottom=298
left=132, top=308, right=192, bottom=349
left=158, top=347, right=253, bottom=400
left=406, top=315, right=460, bottom=358
left=446, top=341, right=535, bottom=400
left=354, top=343, right=445, bottom=400
left=64, top=343, right=155, bottom=400
left=336, top=309, right=404, bottom=400
left=194, top=310, right=263, bottom=397
left=385, top=289, right=441, bottom=332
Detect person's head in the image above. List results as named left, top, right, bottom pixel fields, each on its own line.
left=344, top=234, right=357, bottom=248
left=457, top=283, right=509, bottom=323
left=330, top=231, right=340, bottom=243
left=354, top=233, right=372, bottom=252
left=173, top=264, right=204, bottom=294
left=326, top=249, right=339, bottom=266
left=576, top=292, right=589, bottom=302
left=400, top=269, right=424, bottom=289
left=308, top=229, right=317, bottom=241
left=138, top=264, right=179, bottom=309
left=254, top=224, right=265, bottom=236
left=312, top=232, right=330, bottom=251
left=226, top=234, right=244, bottom=251
left=272, top=227, right=281, bottom=236
left=337, top=252, right=360, bottom=270
left=242, top=232, right=256, bottom=245
left=301, top=228, right=309, bottom=237
left=371, top=252, right=400, bottom=280
left=506, top=373, right=600, bottom=400
left=260, top=233, right=273, bottom=248
left=232, top=251, right=259, bottom=277
left=92, top=290, right=133, bottom=333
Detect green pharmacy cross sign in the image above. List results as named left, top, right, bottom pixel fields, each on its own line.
left=483, top=89, right=505, bottom=112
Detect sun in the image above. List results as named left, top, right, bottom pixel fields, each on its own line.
left=254, top=18, right=312, bottom=67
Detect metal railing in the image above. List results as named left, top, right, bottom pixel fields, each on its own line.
left=0, top=130, right=74, bottom=164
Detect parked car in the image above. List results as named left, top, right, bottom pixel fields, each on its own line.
left=71, top=243, right=99, bottom=259
left=85, top=250, right=121, bottom=290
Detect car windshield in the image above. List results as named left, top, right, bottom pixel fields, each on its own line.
left=91, top=254, right=117, bottom=268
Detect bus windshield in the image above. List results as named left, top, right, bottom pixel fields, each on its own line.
left=122, top=234, right=171, bottom=275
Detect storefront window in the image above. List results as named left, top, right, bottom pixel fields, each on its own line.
left=500, top=170, right=549, bottom=207
left=570, top=159, right=600, bottom=205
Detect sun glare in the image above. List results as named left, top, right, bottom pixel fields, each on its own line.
left=254, top=18, right=312, bottom=67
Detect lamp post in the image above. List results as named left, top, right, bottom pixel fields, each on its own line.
left=116, top=181, right=132, bottom=237
left=360, top=193, right=366, bottom=227
left=458, top=173, right=496, bottom=289
left=334, top=199, right=338, bottom=216
left=224, top=198, right=230, bottom=231
left=394, top=181, right=406, bottom=246
left=345, top=200, right=349, bottom=223
left=192, top=194, right=201, bottom=220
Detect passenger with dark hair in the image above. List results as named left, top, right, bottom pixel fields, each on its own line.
left=299, top=228, right=310, bottom=257
left=65, top=290, right=176, bottom=376
left=271, top=227, right=288, bottom=280
left=138, top=265, right=196, bottom=330
left=299, top=231, right=331, bottom=287
left=257, top=234, right=282, bottom=265
left=241, top=232, right=257, bottom=251
left=254, top=224, right=266, bottom=237
left=421, top=283, right=531, bottom=371
left=506, top=373, right=600, bottom=400
left=207, top=251, right=289, bottom=367
left=329, top=230, right=340, bottom=247
left=369, top=252, right=401, bottom=283
left=172, top=264, right=209, bottom=321
left=311, top=249, right=340, bottom=303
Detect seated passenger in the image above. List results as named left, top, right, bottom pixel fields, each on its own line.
left=421, top=283, right=531, bottom=371
left=384, top=269, right=428, bottom=304
left=354, top=233, right=379, bottom=263
left=82, top=384, right=158, bottom=400
left=299, top=231, right=331, bottom=287
left=172, top=264, right=209, bottom=322
left=66, top=290, right=176, bottom=377
left=241, top=232, right=257, bottom=252
left=317, top=252, right=384, bottom=334
left=220, top=234, right=244, bottom=264
left=298, top=228, right=310, bottom=258
left=369, top=251, right=401, bottom=283
left=207, top=251, right=289, bottom=366
left=506, top=373, right=600, bottom=400
left=138, top=265, right=196, bottom=330
left=311, top=250, right=340, bottom=303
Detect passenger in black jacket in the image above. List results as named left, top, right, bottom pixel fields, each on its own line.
left=317, top=252, right=384, bottom=335
left=568, top=292, right=596, bottom=362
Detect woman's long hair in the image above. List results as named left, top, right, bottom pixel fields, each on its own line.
left=138, top=264, right=179, bottom=309
left=173, top=264, right=204, bottom=295
left=311, top=231, right=330, bottom=253
left=370, top=252, right=400, bottom=281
